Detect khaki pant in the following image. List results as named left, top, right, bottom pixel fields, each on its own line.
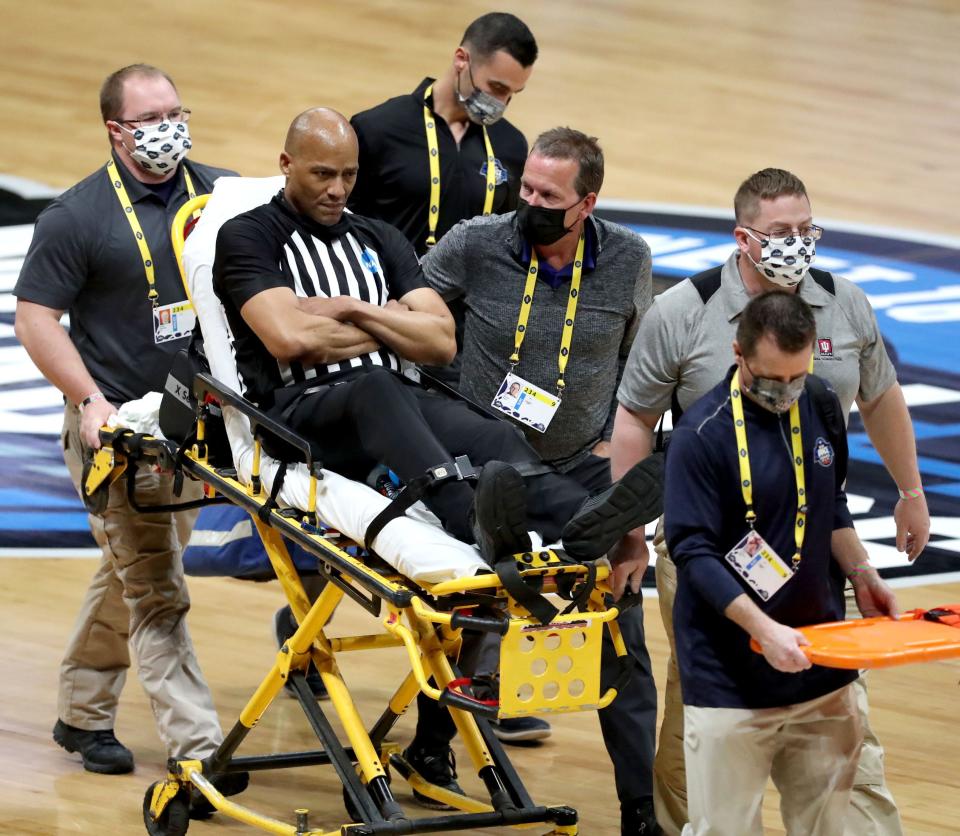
left=58, top=404, right=223, bottom=758
left=653, top=526, right=903, bottom=836
left=682, top=684, right=861, bottom=836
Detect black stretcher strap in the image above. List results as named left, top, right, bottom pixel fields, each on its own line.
left=364, top=455, right=477, bottom=550
left=556, top=562, right=598, bottom=616
left=257, top=462, right=288, bottom=523
left=495, top=557, right=558, bottom=625
left=123, top=459, right=230, bottom=514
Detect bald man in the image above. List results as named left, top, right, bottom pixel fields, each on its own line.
left=213, top=107, right=658, bottom=561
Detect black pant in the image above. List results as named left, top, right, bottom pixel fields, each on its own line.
left=414, top=453, right=658, bottom=804
left=283, top=368, right=588, bottom=543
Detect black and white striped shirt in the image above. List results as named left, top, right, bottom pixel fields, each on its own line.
left=213, top=193, right=427, bottom=407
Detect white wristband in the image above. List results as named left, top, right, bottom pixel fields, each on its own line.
left=79, top=392, right=105, bottom=411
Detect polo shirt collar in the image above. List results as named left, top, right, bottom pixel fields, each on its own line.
left=110, top=150, right=188, bottom=205
left=719, top=249, right=831, bottom=322
left=413, top=77, right=436, bottom=106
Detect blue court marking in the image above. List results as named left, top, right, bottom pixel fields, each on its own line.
left=0, top=512, right=90, bottom=531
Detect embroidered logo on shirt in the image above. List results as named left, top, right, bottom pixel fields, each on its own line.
left=814, top=436, right=834, bottom=467
left=360, top=249, right=379, bottom=273
left=479, top=157, right=509, bottom=186
left=818, top=338, right=834, bottom=357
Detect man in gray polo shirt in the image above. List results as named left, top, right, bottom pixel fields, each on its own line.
left=15, top=64, right=242, bottom=805
left=611, top=168, right=929, bottom=836
left=423, top=127, right=661, bottom=836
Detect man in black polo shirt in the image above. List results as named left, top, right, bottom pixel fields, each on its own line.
left=349, top=12, right=535, bottom=257
left=346, top=11, right=542, bottom=745
left=15, top=65, right=244, bottom=807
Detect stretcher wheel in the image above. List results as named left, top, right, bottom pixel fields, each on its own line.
left=143, top=782, right=190, bottom=836
left=80, top=458, right=110, bottom=516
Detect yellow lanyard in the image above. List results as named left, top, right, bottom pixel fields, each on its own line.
left=106, top=159, right=197, bottom=306
left=422, top=85, right=496, bottom=249
left=509, top=230, right=586, bottom=395
left=730, top=368, right=807, bottom=569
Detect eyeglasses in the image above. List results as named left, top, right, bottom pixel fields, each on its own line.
left=745, top=224, right=823, bottom=241
left=118, top=107, right=191, bottom=128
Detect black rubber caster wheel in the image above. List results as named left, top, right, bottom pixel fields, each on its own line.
left=143, top=781, right=190, bottom=836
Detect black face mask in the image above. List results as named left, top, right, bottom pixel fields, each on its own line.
left=516, top=197, right=581, bottom=246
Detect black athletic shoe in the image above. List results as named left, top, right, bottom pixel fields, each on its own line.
left=52, top=719, right=134, bottom=775
left=490, top=715, right=552, bottom=743
left=273, top=605, right=329, bottom=700
left=402, top=742, right=465, bottom=810
left=621, top=796, right=663, bottom=835
left=470, top=461, right=531, bottom=566
left=188, top=770, right=251, bottom=820
left=561, top=453, right=664, bottom=561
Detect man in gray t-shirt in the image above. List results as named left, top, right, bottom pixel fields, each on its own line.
left=611, top=168, right=929, bottom=836
left=424, top=128, right=661, bottom=836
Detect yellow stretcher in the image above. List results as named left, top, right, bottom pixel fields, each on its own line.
left=81, top=191, right=640, bottom=836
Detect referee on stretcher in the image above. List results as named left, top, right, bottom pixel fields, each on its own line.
left=212, top=106, right=662, bottom=816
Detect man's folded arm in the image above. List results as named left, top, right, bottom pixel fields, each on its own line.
left=240, top=287, right=380, bottom=365
left=345, top=287, right=456, bottom=365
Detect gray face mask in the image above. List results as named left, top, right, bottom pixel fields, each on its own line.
left=456, top=59, right=507, bottom=126
left=742, top=360, right=806, bottom=414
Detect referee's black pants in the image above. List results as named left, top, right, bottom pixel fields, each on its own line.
left=282, top=368, right=589, bottom=544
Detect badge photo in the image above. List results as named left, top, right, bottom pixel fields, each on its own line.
left=492, top=371, right=560, bottom=434
left=723, top=530, right=794, bottom=602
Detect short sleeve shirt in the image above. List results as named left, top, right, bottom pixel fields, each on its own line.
left=348, top=79, right=528, bottom=256
left=618, top=250, right=897, bottom=424
left=213, top=195, right=427, bottom=407
left=15, top=154, right=236, bottom=403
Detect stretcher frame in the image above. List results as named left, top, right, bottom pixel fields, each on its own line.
left=83, top=194, right=638, bottom=836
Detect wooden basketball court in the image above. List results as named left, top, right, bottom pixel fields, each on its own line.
left=2, top=0, right=959, bottom=833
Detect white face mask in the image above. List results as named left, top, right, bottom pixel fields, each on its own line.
left=745, top=229, right=816, bottom=288
left=120, top=120, right=192, bottom=173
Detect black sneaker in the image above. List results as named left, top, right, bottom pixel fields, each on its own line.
left=561, top=454, right=664, bottom=561
left=188, top=770, right=251, bottom=820
left=490, top=715, right=552, bottom=744
left=52, top=719, right=134, bottom=775
left=273, top=605, right=329, bottom=700
left=621, top=796, right=663, bottom=835
left=470, top=461, right=531, bottom=566
left=402, top=743, right=464, bottom=811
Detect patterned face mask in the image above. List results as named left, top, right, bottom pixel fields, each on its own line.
left=121, top=120, right=192, bottom=173
left=745, top=229, right=816, bottom=288
left=456, top=59, right=507, bottom=126
left=743, top=359, right=807, bottom=413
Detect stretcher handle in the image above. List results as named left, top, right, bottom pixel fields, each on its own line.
left=438, top=680, right=500, bottom=720
left=193, top=372, right=323, bottom=469
left=450, top=611, right=510, bottom=636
